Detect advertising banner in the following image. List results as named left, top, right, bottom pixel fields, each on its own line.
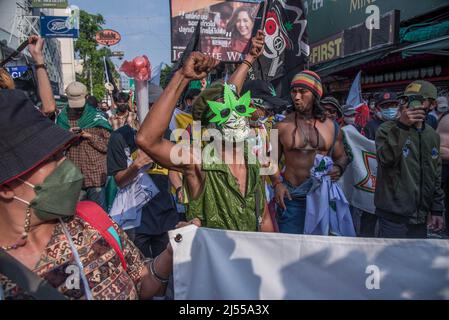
left=170, top=0, right=262, bottom=62
left=40, top=15, right=79, bottom=38
left=5, top=66, right=29, bottom=79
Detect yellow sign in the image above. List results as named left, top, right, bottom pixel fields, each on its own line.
left=310, top=33, right=344, bottom=66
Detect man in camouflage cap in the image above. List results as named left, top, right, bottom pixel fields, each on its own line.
left=375, top=80, right=445, bottom=238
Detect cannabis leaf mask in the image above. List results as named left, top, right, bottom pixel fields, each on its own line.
left=206, top=83, right=256, bottom=126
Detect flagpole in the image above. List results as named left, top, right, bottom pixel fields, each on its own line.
left=261, top=0, right=269, bottom=29
left=256, top=0, right=270, bottom=82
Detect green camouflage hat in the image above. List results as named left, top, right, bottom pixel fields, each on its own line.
left=402, top=80, right=437, bottom=100
left=192, top=83, right=224, bottom=124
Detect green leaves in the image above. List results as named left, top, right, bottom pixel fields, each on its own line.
left=207, top=83, right=256, bottom=126
left=74, top=10, right=116, bottom=99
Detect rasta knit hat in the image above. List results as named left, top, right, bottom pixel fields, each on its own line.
left=290, top=70, right=323, bottom=99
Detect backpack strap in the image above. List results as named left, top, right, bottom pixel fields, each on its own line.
left=76, top=201, right=127, bottom=271
left=328, top=120, right=340, bottom=157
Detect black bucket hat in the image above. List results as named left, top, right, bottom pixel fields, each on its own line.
left=0, top=90, right=77, bottom=185
left=320, top=96, right=343, bottom=118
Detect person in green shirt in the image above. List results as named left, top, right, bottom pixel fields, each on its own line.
left=136, top=31, right=273, bottom=232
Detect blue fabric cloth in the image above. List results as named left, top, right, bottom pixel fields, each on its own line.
left=276, top=179, right=313, bottom=234
left=304, top=155, right=356, bottom=236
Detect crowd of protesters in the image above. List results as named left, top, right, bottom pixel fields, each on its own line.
left=1, top=32, right=448, bottom=300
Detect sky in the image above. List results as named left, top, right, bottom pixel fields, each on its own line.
left=71, top=0, right=172, bottom=72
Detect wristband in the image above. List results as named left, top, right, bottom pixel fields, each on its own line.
left=241, top=60, right=253, bottom=69
left=35, top=63, right=47, bottom=70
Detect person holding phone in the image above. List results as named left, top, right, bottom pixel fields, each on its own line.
left=56, top=81, right=112, bottom=209
left=374, top=80, right=445, bottom=238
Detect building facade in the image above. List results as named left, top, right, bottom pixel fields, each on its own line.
left=306, top=0, right=449, bottom=101
left=0, top=0, right=75, bottom=96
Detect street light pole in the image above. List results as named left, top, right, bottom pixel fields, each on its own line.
left=88, top=54, right=93, bottom=96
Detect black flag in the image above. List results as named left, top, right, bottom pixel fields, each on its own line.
left=168, top=20, right=201, bottom=82
left=105, top=57, right=119, bottom=95
left=252, top=0, right=309, bottom=99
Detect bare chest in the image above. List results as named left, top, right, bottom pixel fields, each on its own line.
left=280, top=119, right=335, bottom=154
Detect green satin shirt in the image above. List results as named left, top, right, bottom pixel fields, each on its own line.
left=186, top=155, right=265, bottom=232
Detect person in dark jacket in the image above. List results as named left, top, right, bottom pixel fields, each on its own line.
left=359, top=92, right=399, bottom=237
left=375, top=80, right=445, bottom=238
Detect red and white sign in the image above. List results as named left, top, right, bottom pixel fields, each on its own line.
left=95, top=29, right=121, bottom=46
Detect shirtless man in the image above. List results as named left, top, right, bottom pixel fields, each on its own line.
left=136, top=31, right=273, bottom=232
left=270, top=71, right=348, bottom=234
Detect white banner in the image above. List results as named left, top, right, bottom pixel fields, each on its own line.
left=339, top=125, right=377, bottom=214
left=170, top=226, right=449, bottom=300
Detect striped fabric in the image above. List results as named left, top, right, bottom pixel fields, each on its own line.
left=290, top=70, right=323, bottom=98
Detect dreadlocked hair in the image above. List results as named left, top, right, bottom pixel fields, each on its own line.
left=0, top=68, right=15, bottom=89
left=312, top=98, right=326, bottom=122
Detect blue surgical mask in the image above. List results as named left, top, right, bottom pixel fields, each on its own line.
left=381, top=108, right=398, bottom=121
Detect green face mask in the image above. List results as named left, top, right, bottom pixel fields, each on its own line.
left=207, top=83, right=256, bottom=126
left=14, top=159, right=84, bottom=221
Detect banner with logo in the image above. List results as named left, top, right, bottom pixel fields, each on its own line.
left=170, top=0, right=262, bottom=62
left=5, top=66, right=29, bottom=79
left=339, top=125, right=377, bottom=214
left=40, top=15, right=79, bottom=38
left=170, top=225, right=449, bottom=299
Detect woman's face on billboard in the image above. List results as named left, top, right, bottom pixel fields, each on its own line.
left=236, top=11, right=253, bottom=39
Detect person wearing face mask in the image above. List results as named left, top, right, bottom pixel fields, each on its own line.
left=375, top=80, right=445, bottom=238
left=56, top=81, right=112, bottom=209
left=342, top=104, right=358, bottom=128
left=136, top=31, right=274, bottom=232
left=352, top=92, right=399, bottom=237
left=109, top=92, right=140, bottom=131
left=363, top=92, right=399, bottom=141
left=0, top=90, right=179, bottom=300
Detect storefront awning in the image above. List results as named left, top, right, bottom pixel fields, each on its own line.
left=312, top=46, right=394, bottom=77
left=394, top=34, right=449, bottom=58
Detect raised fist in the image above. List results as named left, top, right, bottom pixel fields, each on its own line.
left=181, top=52, right=219, bottom=80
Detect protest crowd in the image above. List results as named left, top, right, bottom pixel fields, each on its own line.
left=1, top=0, right=449, bottom=301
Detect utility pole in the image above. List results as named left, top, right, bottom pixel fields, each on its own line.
left=86, top=54, right=93, bottom=95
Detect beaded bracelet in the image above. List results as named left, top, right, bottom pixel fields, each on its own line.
left=241, top=60, right=253, bottom=69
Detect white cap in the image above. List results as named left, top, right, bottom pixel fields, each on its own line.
left=65, top=81, right=87, bottom=108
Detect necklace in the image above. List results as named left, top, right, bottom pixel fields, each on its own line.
left=296, top=113, right=316, bottom=146
left=0, top=206, right=32, bottom=251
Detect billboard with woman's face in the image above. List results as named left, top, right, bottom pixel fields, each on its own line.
left=170, top=0, right=261, bottom=62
